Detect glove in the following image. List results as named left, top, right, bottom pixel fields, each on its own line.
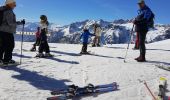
left=133, top=19, right=137, bottom=24
left=21, top=19, right=25, bottom=25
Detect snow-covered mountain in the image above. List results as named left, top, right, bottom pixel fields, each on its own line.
left=16, top=19, right=170, bottom=44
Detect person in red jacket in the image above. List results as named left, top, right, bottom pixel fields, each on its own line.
left=30, top=27, right=41, bottom=51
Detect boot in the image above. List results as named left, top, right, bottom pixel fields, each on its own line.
left=45, top=53, right=53, bottom=57
left=30, top=46, right=36, bottom=52
left=36, top=53, right=44, bottom=58
left=3, top=60, right=16, bottom=65
left=0, top=60, right=3, bottom=64
left=97, top=44, right=101, bottom=47
left=135, top=55, right=141, bottom=60
left=136, top=55, right=146, bottom=62
left=80, top=51, right=89, bottom=54
left=92, top=44, right=96, bottom=47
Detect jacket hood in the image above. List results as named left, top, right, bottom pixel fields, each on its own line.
left=0, top=6, right=11, bottom=11
left=0, top=6, right=5, bottom=11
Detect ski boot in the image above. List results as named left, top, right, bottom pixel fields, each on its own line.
left=3, top=60, right=16, bottom=65
left=80, top=52, right=90, bottom=55
left=66, top=85, right=78, bottom=97
left=97, top=44, right=101, bottom=47
left=92, top=44, right=96, bottom=47
left=45, top=53, right=53, bottom=57
left=36, top=53, right=45, bottom=58
left=86, top=84, right=95, bottom=93
left=0, top=60, right=3, bottom=64
left=30, top=46, right=36, bottom=52
left=135, top=55, right=146, bottom=62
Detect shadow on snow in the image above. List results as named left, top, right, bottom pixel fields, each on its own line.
left=13, top=53, right=32, bottom=58
left=51, top=50, right=81, bottom=57
left=1, top=66, right=70, bottom=91
left=147, top=49, right=170, bottom=52
left=45, top=57, right=79, bottom=64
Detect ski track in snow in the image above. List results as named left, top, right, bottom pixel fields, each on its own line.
left=0, top=40, right=170, bottom=100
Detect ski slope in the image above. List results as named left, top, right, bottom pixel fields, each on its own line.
left=0, top=40, right=170, bottom=100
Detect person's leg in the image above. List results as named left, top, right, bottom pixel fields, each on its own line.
left=37, top=38, right=41, bottom=46
left=137, top=31, right=147, bottom=61
left=44, top=41, right=50, bottom=53
left=84, top=44, right=88, bottom=52
left=36, top=40, right=45, bottom=57
left=38, top=40, right=44, bottom=54
left=97, top=36, right=101, bottom=46
left=134, top=32, right=139, bottom=49
left=92, top=36, right=97, bottom=47
left=3, top=33, right=15, bottom=63
left=0, top=32, right=5, bottom=61
left=136, top=32, right=139, bottom=49
left=81, top=44, right=85, bottom=52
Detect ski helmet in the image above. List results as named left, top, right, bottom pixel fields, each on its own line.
left=40, top=15, right=47, bottom=21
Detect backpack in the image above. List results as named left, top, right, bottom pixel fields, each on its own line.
left=0, top=6, right=8, bottom=26
left=148, top=12, right=155, bottom=28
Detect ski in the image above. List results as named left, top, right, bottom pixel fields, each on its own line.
left=51, top=83, right=117, bottom=95
left=157, top=77, right=167, bottom=100
left=155, top=64, right=170, bottom=71
left=34, top=55, right=55, bottom=58
left=0, top=62, right=20, bottom=67
left=48, top=82, right=118, bottom=100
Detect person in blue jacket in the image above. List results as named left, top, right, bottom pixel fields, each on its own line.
left=80, top=28, right=95, bottom=54
left=133, top=0, right=153, bottom=62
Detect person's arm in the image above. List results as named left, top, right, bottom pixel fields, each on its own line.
left=5, top=11, right=17, bottom=27
left=89, top=32, right=96, bottom=36
left=80, top=33, right=83, bottom=39
left=17, top=19, right=25, bottom=25
left=134, top=9, right=151, bottom=24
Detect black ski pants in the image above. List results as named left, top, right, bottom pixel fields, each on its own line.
left=0, top=32, right=15, bottom=62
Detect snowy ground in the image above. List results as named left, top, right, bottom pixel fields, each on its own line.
left=0, top=40, right=170, bottom=100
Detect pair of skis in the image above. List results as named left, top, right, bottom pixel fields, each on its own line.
left=144, top=77, right=169, bottom=100
left=47, top=82, right=118, bottom=100
left=155, top=64, right=170, bottom=71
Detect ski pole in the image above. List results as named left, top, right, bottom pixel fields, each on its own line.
left=144, top=81, right=157, bottom=100
left=124, top=24, right=135, bottom=63
left=20, top=20, right=25, bottom=65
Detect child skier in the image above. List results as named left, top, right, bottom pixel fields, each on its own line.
left=92, top=23, right=102, bottom=47
left=30, top=27, right=41, bottom=51
left=80, top=28, right=95, bottom=54
left=36, top=15, right=52, bottom=58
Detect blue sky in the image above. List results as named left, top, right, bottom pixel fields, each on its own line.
left=0, top=0, right=170, bottom=25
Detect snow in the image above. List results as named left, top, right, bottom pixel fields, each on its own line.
left=0, top=39, right=170, bottom=100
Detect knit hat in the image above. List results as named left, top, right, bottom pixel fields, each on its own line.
left=138, top=0, right=145, bottom=4
left=5, top=0, right=16, bottom=5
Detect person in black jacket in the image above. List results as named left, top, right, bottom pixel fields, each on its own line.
left=133, top=0, right=153, bottom=62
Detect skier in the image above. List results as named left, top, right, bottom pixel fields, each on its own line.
left=80, top=28, right=95, bottom=54
left=92, top=23, right=102, bottom=47
left=133, top=32, right=139, bottom=50
left=36, top=15, right=52, bottom=58
left=133, top=0, right=154, bottom=62
left=0, top=0, right=25, bottom=65
left=30, top=27, right=41, bottom=52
